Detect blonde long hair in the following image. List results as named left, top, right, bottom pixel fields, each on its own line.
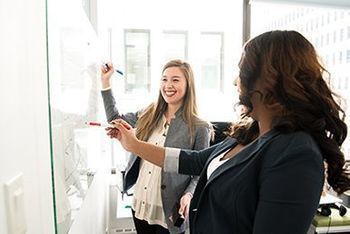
left=135, top=59, right=202, bottom=142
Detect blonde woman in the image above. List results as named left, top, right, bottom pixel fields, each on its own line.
left=101, top=60, right=210, bottom=234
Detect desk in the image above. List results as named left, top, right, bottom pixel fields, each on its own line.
left=308, top=207, right=350, bottom=233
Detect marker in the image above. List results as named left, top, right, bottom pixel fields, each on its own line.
left=85, top=121, right=111, bottom=128
left=104, top=63, right=124, bottom=76
left=85, top=121, right=131, bottom=130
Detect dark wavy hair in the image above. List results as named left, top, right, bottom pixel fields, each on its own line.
left=230, top=30, right=350, bottom=194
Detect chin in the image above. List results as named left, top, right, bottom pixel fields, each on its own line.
left=167, top=100, right=182, bottom=106
left=163, top=98, right=172, bottom=104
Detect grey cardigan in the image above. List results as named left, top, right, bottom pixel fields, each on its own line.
left=101, top=89, right=210, bottom=233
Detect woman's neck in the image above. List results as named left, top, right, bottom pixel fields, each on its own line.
left=165, top=104, right=181, bottom=123
left=258, top=117, right=273, bottom=137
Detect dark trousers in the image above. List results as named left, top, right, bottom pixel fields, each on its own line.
left=131, top=209, right=170, bottom=234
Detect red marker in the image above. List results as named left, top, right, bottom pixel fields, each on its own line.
left=118, top=121, right=131, bottom=130
left=85, top=121, right=111, bottom=128
left=85, top=121, right=131, bottom=130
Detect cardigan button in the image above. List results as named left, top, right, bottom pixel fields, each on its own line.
left=161, top=184, right=166, bottom=190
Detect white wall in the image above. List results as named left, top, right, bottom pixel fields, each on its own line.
left=0, top=0, right=55, bottom=234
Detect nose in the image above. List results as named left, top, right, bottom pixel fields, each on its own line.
left=165, top=81, right=174, bottom=88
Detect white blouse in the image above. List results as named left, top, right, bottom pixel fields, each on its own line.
left=163, top=148, right=233, bottom=179
left=132, top=117, right=169, bottom=228
left=206, top=149, right=231, bottom=179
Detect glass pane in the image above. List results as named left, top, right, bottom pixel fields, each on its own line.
left=47, top=0, right=111, bottom=233
left=200, top=33, right=224, bottom=91
left=96, top=1, right=244, bottom=232
left=125, top=30, right=150, bottom=93
left=250, top=2, right=350, bottom=158
left=162, top=31, right=188, bottom=63
left=101, top=0, right=243, bottom=122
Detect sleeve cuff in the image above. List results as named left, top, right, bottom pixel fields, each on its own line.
left=101, top=86, right=111, bottom=91
left=164, top=147, right=181, bottom=173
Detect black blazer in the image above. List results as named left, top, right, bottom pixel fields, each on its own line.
left=177, top=130, right=324, bottom=234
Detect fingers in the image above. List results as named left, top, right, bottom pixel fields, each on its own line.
left=106, top=119, right=132, bottom=144
left=106, top=128, right=119, bottom=139
left=178, top=203, right=189, bottom=219
left=101, top=62, right=114, bottom=74
left=179, top=193, right=192, bottom=218
left=111, top=119, right=132, bottom=131
left=101, top=64, right=108, bottom=73
left=178, top=199, right=186, bottom=216
left=184, top=204, right=189, bottom=218
left=105, top=62, right=113, bottom=69
left=178, top=205, right=184, bottom=216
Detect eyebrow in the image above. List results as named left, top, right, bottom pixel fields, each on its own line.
left=162, top=75, right=182, bottom=79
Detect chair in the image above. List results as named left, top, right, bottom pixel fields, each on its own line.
left=210, top=121, right=231, bottom=146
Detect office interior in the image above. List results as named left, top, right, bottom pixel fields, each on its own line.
left=1, top=0, right=350, bottom=233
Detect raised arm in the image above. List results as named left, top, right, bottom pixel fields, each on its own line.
left=107, top=119, right=166, bottom=167
left=101, top=62, right=114, bottom=89
left=100, top=63, right=138, bottom=126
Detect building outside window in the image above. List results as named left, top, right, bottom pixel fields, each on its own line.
left=200, top=32, right=224, bottom=92
left=162, top=31, right=188, bottom=64
left=124, top=29, right=150, bottom=94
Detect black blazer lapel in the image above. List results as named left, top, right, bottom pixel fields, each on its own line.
left=189, top=137, right=238, bottom=219
left=206, top=137, right=238, bottom=165
left=190, top=138, right=237, bottom=204
left=207, top=130, right=280, bottom=184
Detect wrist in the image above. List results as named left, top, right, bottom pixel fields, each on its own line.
left=184, top=192, right=193, bottom=199
left=131, top=139, right=142, bottom=154
left=101, top=80, right=111, bottom=89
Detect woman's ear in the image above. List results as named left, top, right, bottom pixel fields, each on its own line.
left=263, top=92, right=283, bottom=112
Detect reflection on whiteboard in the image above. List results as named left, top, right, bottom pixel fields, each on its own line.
left=50, top=32, right=102, bottom=232
left=60, top=28, right=86, bottom=89
left=116, top=191, right=133, bottom=219
left=47, top=0, right=110, bottom=233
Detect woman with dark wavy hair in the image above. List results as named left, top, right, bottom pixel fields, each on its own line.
left=107, top=30, right=350, bottom=234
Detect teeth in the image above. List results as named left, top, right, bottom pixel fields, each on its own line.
left=165, top=91, right=176, bottom=97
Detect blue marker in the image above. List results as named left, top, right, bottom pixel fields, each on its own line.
left=104, top=63, right=124, bottom=76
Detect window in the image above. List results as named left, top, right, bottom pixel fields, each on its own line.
left=340, top=28, right=344, bottom=41
left=326, top=33, right=330, bottom=45
left=124, top=29, right=151, bottom=93
left=327, top=12, right=331, bottom=24
left=199, top=32, right=224, bottom=91
left=162, top=31, right=188, bottom=64
left=101, top=0, right=242, bottom=122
